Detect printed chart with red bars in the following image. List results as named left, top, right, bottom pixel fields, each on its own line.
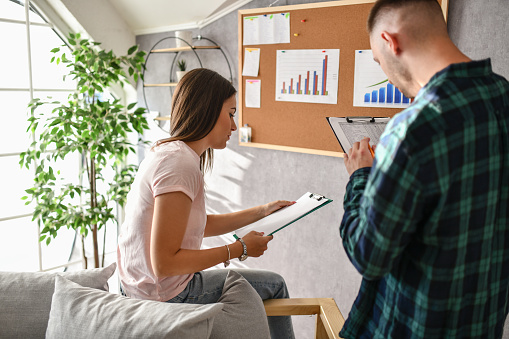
left=275, top=49, right=340, bottom=104
left=353, top=50, right=411, bottom=109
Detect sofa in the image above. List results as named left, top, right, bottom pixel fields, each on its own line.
left=0, top=263, right=345, bottom=338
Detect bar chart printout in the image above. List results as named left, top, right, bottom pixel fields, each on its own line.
left=353, top=50, right=411, bottom=108
left=275, top=49, right=340, bottom=104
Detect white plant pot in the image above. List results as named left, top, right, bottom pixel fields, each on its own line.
left=176, top=71, right=188, bottom=82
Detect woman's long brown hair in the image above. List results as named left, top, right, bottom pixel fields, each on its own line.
left=153, top=68, right=236, bottom=173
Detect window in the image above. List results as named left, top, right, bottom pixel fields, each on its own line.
left=0, top=0, right=118, bottom=272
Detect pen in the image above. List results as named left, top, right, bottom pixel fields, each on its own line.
left=367, top=143, right=375, bottom=158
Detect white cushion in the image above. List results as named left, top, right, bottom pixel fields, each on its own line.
left=46, top=275, right=223, bottom=338
left=210, top=270, right=270, bottom=339
left=0, top=262, right=116, bottom=338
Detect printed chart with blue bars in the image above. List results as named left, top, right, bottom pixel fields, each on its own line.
left=353, top=50, right=411, bottom=109
left=275, top=49, right=340, bottom=105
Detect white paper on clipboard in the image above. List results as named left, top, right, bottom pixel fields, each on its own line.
left=234, top=192, right=332, bottom=239
left=326, top=116, right=389, bottom=151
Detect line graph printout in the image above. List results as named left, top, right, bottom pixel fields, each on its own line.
left=276, top=49, right=339, bottom=104
left=353, top=50, right=411, bottom=109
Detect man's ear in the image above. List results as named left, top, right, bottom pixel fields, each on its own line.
left=380, top=31, right=401, bottom=56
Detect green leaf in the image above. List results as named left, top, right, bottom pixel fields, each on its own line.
left=127, top=45, right=137, bottom=55
left=50, top=47, right=60, bottom=53
left=22, top=33, right=152, bottom=254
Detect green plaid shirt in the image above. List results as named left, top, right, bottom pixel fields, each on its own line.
left=340, top=59, right=509, bottom=338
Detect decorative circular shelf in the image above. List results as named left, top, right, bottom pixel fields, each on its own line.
left=142, top=35, right=233, bottom=132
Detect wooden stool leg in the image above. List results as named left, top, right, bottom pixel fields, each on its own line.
left=263, top=298, right=345, bottom=339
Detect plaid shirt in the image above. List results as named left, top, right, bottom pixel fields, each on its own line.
left=339, top=59, right=509, bottom=339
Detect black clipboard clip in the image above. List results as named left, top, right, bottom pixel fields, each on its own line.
left=309, top=193, right=326, bottom=201
left=346, top=117, right=376, bottom=123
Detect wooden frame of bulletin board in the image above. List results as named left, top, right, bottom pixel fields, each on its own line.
left=238, top=0, right=448, bottom=157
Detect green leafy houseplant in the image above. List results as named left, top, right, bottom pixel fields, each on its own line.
left=177, top=59, right=187, bottom=71
left=20, top=33, right=150, bottom=268
left=176, top=59, right=188, bottom=82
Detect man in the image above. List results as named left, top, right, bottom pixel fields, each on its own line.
left=340, top=0, right=509, bottom=338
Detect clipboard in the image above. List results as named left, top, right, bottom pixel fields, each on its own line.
left=234, top=192, right=333, bottom=239
left=326, top=116, right=390, bottom=153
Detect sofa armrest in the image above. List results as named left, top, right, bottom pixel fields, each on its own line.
left=263, top=298, right=345, bottom=339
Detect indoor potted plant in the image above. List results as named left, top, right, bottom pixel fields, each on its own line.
left=20, top=32, right=150, bottom=268
left=176, top=59, right=188, bottom=82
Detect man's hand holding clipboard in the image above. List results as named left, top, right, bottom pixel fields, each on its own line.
left=343, top=137, right=377, bottom=175
left=326, top=116, right=388, bottom=175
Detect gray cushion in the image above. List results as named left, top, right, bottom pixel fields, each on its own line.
left=46, top=275, right=223, bottom=338
left=0, top=262, right=116, bottom=339
left=210, top=270, right=270, bottom=339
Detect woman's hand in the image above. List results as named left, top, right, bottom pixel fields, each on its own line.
left=260, top=200, right=295, bottom=217
left=241, top=231, right=273, bottom=257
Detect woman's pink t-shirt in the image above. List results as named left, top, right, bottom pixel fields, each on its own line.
left=117, top=141, right=206, bottom=301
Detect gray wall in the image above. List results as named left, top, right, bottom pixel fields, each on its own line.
left=136, top=0, right=509, bottom=337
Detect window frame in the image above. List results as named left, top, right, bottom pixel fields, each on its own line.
left=0, top=0, right=121, bottom=272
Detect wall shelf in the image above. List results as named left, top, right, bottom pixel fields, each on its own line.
left=151, top=45, right=220, bottom=53
left=141, top=35, right=232, bottom=132
left=143, top=83, right=178, bottom=87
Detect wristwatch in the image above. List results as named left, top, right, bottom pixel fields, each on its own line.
left=237, top=238, right=248, bottom=261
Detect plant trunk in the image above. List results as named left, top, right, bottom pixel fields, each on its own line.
left=81, top=235, right=88, bottom=269
left=92, top=225, right=99, bottom=268
left=102, top=224, right=106, bottom=267
left=90, top=157, right=100, bottom=268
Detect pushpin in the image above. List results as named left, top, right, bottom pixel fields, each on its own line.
left=301, top=19, right=306, bottom=22
left=294, top=33, right=299, bottom=36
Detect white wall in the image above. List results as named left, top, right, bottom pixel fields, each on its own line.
left=36, top=0, right=135, bottom=57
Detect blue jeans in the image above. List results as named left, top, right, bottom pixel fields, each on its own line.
left=167, top=268, right=295, bottom=339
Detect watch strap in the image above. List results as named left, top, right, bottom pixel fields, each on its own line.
left=237, top=238, right=248, bottom=261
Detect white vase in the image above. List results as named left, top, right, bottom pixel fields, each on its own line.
left=176, top=71, right=188, bottom=82
left=175, top=31, right=193, bottom=48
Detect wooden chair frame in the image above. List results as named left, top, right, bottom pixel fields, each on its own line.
left=263, top=298, right=345, bottom=339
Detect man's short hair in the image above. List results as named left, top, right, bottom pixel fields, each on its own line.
left=367, top=0, right=443, bottom=33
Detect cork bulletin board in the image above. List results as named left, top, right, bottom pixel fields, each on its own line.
left=238, top=0, right=448, bottom=157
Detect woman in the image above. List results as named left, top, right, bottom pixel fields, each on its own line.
left=117, top=68, right=295, bottom=338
